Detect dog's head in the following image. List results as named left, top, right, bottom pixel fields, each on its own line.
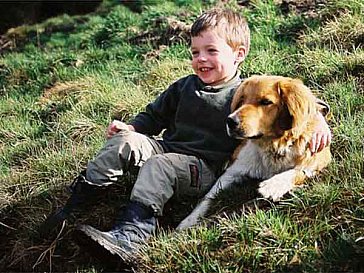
left=227, top=75, right=317, bottom=139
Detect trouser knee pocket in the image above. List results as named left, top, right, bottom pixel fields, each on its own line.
left=170, top=154, right=216, bottom=198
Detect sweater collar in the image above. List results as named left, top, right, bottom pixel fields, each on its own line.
left=200, top=71, right=241, bottom=92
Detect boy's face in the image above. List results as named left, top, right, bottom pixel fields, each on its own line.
left=191, top=30, right=245, bottom=86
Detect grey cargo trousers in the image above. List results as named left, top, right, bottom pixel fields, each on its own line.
left=85, top=128, right=217, bottom=216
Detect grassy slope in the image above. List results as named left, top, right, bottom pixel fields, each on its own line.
left=0, top=0, right=363, bottom=272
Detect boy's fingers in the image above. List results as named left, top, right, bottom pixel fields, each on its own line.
left=316, top=133, right=323, bottom=153
left=316, top=135, right=326, bottom=153
left=318, top=130, right=332, bottom=152
left=310, top=133, right=317, bottom=153
left=106, top=125, right=116, bottom=139
left=311, top=129, right=332, bottom=154
left=105, top=120, right=131, bottom=139
left=106, top=122, right=117, bottom=136
left=112, top=120, right=129, bottom=131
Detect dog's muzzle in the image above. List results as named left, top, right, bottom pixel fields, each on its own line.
left=227, top=115, right=263, bottom=139
left=227, top=116, right=238, bottom=131
left=227, top=116, right=245, bottom=138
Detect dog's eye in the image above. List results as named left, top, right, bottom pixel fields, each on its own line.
left=259, top=99, right=273, bottom=106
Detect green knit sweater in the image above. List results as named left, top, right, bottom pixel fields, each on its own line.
left=130, top=73, right=242, bottom=171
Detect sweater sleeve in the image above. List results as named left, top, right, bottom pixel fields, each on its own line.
left=129, top=80, right=181, bottom=136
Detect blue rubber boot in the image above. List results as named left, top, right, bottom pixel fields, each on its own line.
left=39, top=172, right=108, bottom=238
left=78, top=201, right=156, bottom=263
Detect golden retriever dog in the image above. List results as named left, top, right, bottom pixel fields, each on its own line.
left=177, top=75, right=331, bottom=230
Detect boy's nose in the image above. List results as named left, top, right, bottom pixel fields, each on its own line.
left=198, top=54, right=207, bottom=62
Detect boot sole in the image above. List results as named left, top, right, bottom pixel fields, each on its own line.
left=73, top=228, right=133, bottom=271
left=77, top=225, right=135, bottom=264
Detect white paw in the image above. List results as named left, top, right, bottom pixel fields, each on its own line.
left=258, top=176, right=294, bottom=201
left=176, top=199, right=212, bottom=230
left=176, top=214, right=200, bottom=230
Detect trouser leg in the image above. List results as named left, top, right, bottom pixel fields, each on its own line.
left=86, top=129, right=164, bottom=185
left=130, top=153, right=217, bottom=216
left=40, top=129, right=163, bottom=237
left=77, top=153, right=216, bottom=262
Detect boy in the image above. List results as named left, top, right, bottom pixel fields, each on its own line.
left=41, top=8, right=331, bottom=262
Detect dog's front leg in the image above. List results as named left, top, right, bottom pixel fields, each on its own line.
left=175, top=195, right=213, bottom=230
left=258, top=169, right=308, bottom=201
left=176, top=170, right=242, bottom=230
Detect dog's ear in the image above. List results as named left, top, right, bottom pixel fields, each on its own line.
left=278, top=78, right=317, bottom=131
left=277, top=103, right=293, bottom=131
left=231, top=81, right=247, bottom=112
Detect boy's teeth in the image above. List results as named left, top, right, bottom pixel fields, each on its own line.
left=201, top=68, right=209, bottom=72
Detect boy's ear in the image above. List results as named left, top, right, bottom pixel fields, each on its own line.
left=235, top=45, right=247, bottom=65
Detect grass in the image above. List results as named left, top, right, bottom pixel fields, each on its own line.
left=0, top=0, right=363, bottom=272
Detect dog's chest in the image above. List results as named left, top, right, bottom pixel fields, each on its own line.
left=230, top=141, right=297, bottom=180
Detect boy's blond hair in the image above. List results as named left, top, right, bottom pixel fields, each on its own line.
left=191, top=8, right=250, bottom=55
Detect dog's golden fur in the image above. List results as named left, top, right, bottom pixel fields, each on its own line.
left=177, top=75, right=331, bottom=229
left=227, top=75, right=331, bottom=192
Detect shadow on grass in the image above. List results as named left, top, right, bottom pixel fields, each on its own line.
left=0, top=176, right=262, bottom=272
left=2, top=175, right=363, bottom=273
left=0, top=178, right=134, bottom=272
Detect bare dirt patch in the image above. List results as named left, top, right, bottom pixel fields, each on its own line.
left=278, top=0, right=329, bottom=18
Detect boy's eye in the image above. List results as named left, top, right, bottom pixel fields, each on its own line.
left=191, top=51, right=199, bottom=56
left=208, top=48, right=218, bottom=53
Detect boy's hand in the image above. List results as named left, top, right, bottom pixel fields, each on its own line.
left=310, top=113, right=331, bottom=154
left=106, top=120, right=135, bottom=139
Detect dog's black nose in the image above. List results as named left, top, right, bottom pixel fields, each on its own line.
left=227, top=117, right=238, bottom=130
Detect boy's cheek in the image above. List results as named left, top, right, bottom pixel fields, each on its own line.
left=191, top=62, right=198, bottom=73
